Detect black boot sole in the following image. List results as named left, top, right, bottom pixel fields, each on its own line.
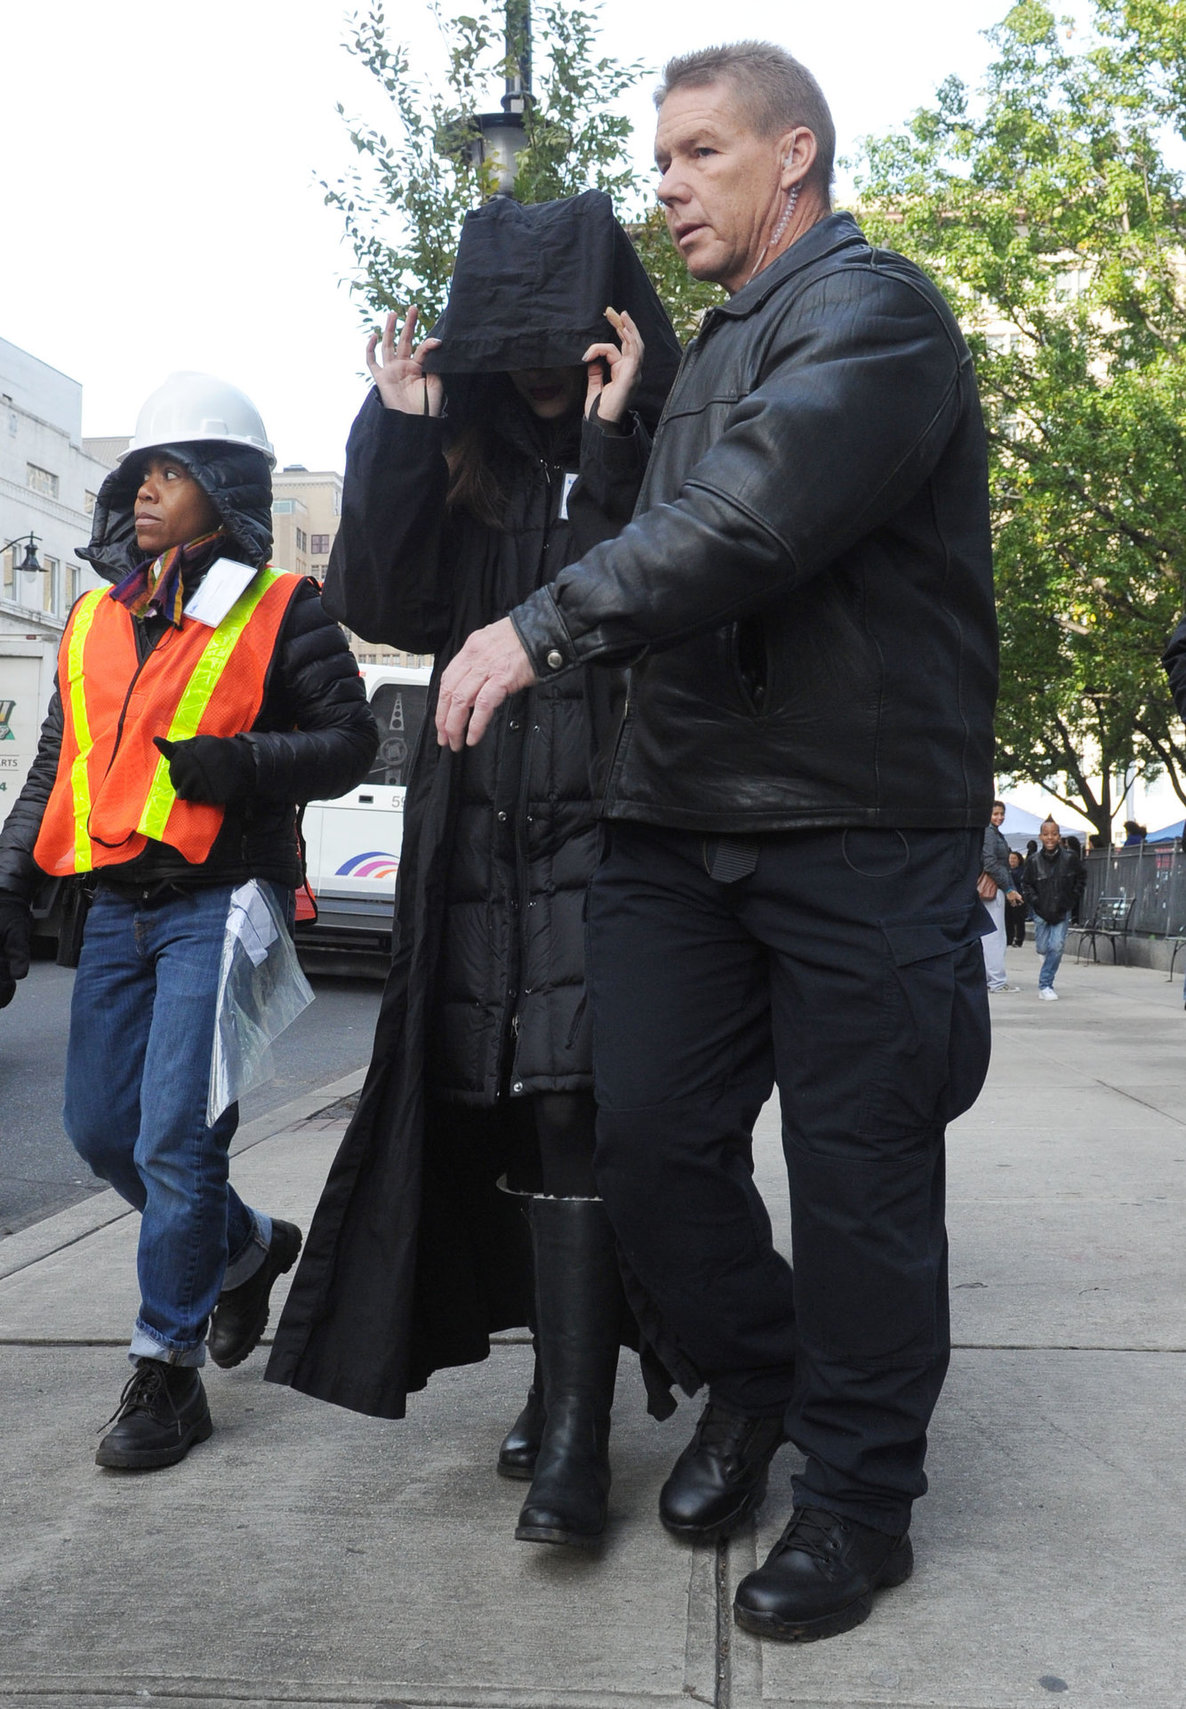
left=660, top=1471, right=770, bottom=1544
left=733, top=1541, right=914, bottom=1642
left=497, top=1453, right=539, bottom=1481
left=95, top=1410, right=213, bottom=1471
left=515, top=1517, right=605, bottom=1548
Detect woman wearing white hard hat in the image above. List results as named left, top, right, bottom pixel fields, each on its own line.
left=0, top=372, right=377, bottom=1470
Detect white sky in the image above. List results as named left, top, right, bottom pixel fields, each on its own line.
left=2, top=0, right=1079, bottom=472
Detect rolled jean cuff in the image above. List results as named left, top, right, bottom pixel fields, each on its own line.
left=222, top=1208, right=273, bottom=1291
left=129, top=1320, right=206, bottom=1368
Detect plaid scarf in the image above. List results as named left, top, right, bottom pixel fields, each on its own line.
left=110, top=529, right=225, bottom=627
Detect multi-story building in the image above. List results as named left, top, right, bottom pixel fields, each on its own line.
left=272, top=463, right=429, bottom=669
left=0, top=337, right=115, bottom=641
left=270, top=465, right=341, bottom=584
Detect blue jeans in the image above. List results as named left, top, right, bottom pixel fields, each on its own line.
left=1034, top=914, right=1070, bottom=989
left=64, top=884, right=272, bottom=1367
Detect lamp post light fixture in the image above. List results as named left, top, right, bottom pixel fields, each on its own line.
left=1, top=533, right=44, bottom=577
left=438, top=0, right=532, bottom=198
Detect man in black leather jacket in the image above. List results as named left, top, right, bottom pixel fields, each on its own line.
left=0, top=373, right=376, bottom=1470
left=434, top=43, right=996, bottom=1639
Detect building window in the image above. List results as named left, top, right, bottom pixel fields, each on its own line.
left=68, top=563, right=82, bottom=605
left=295, top=527, right=308, bottom=553
left=310, top=533, right=331, bottom=555
left=273, top=499, right=294, bottom=514
left=27, top=463, right=59, bottom=499
left=84, top=490, right=97, bottom=515
left=42, top=556, right=60, bottom=613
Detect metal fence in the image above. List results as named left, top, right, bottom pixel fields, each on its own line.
left=1083, top=843, right=1186, bottom=942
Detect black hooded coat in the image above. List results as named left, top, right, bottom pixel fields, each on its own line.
left=266, top=192, right=682, bottom=1418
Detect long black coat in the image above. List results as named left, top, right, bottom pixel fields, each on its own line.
left=267, top=192, right=683, bottom=1419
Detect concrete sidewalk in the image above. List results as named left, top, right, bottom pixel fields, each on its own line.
left=1, top=950, right=1183, bottom=1709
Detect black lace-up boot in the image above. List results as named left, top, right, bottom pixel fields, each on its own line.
left=207, top=1219, right=302, bottom=1369
left=733, top=1506, right=913, bottom=1641
left=95, top=1358, right=213, bottom=1470
left=498, top=1345, right=544, bottom=1480
left=658, top=1399, right=785, bottom=1542
left=514, top=1198, right=623, bottom=1547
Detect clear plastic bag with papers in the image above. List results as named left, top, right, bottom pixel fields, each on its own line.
left=206, top=880, right=315, bottom=1127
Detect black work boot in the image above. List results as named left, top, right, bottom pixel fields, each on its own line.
left=95, top=1358, right=213, bottom=1470
left=498, top=1346, right=544, bottom=1480
left=733, top=1506, right=913, bottom=1641
left=659, top=1399, right=785, bottom=1542
left=515, top=1197, right=623, bottom=1548
left=207, top=1219, right=302, bottom=1369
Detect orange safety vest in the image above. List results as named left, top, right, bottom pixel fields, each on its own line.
left=34, top=569, right=304, bottom=876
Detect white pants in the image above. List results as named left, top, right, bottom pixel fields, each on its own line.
left=981, top=888, right=1008, bottom=988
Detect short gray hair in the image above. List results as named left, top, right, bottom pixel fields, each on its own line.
left=655, top=41, right=835, bottom=193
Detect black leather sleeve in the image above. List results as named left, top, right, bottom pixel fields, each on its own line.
left=0, top=687, right=63, bottom=901
left=321, top=389, right=455, bottom=653
left=511, top=269, right=967, bottom=677
left=243, top=581, right=378, bottom=802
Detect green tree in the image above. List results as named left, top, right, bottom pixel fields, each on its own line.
left=850, top=0, right=1186, bottom=838
left=326, top=0, right=719, bottom=335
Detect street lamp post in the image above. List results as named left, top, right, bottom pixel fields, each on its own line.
left=1, top=533, right=44, bottom=580
left=469, top=0, right=532, bottom=196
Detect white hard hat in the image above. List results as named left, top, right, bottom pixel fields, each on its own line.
left=122, top=371, right=275, bottom=467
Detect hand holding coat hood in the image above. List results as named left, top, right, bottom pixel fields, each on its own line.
left=422, top=188, right=682, bottom=429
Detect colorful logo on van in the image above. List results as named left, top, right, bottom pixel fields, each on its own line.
left=335, top=849, right=400, bottom=881
left=0, top=700, right=15, bottom=741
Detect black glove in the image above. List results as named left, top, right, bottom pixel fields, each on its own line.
left=0, top=895, right=33, bottom=1010
left=153, top=734, right=256, bottom=805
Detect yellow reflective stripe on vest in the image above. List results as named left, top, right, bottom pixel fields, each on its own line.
left=137, top=569, right=284, bottom=842
left=65, top=591, right=105, bottom=873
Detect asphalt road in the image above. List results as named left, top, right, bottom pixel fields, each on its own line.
left=0, top=947, right=383, bottom=1237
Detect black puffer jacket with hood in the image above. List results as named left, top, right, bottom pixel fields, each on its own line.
left=323, top=190, right=682, bottom=1101
left=265, top=193, right=682, bottom=1421
left=0, top=441, right=377, bottom=902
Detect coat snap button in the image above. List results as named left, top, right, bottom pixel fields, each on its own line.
left=546, top=649, right=563, bottom=669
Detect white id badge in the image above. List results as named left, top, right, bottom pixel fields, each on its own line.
left=558, top=472, right=579, bottom=520
left=183, top=558, right=259, bottom=627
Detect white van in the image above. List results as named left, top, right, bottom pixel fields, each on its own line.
left=295, top=661, right=431, bottom=972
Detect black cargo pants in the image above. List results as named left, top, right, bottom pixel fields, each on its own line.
left=588, top=822, right=991, bottom=1534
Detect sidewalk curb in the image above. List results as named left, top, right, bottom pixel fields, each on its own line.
left=0, top=1066, right=366, bottom=1285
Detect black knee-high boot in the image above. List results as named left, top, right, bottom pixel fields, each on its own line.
left=515, top=1196, right=623, bottom=1547
left=498, top=1343, right=544, bottom=1480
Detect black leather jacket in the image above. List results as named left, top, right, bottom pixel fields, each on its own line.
left=1021, top=846, right=1085, bottom=925
left=512, top=213, right=998, bottom=831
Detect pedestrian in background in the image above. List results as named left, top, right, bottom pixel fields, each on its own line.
left=1004, top=850, right=1028, bottom=946
left=1063, top=836, right=1084, bottom=922
left=980, top=800, right=1023, bottom=992
left=1021, top=817, right=1086, bottom=1001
